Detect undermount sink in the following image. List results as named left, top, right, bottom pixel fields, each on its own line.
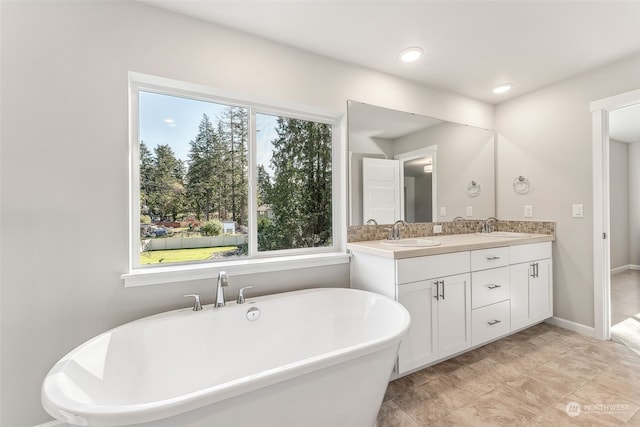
left=380, top=238, right=441, bottom=247
left=475, top=231, right=532, bottom=238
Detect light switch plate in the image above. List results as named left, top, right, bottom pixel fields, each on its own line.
left=572, top=204, right=584, bottom=218
left=524, top=205, right=533, bottom=218
left=466, top=206, right=473, bottom=217
left=440, top=207, right=446, bottom=217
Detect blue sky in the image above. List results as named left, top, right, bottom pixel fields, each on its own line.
left=139, top=91, right=277, bottom=174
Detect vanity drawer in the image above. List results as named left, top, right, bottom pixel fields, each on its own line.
left=471, top=247, right=509, bottom=271
left=472, top=300, right=510, bottom=346
left=396, top=251, right=470, bottom=284
left=471, top=267, right=510, bottom=309
left=510, top=242, right=552, bottom=264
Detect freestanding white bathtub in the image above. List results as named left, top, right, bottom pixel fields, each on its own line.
left=42, top=288, right=410, bottom=427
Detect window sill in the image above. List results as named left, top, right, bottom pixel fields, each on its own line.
left=121, top=252, right=351, bottom=287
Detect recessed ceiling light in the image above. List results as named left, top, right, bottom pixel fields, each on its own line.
left=493, top=83, right=513, bottom=94
left=399, top=47, right=423, bottom=63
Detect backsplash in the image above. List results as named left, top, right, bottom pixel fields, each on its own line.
left=347, top=220, right=555, bottom=243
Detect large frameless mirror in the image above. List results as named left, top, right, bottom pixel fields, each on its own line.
left=348, top=101, right=495, bottom=225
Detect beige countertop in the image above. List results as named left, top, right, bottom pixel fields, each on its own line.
left=347, top=233, right=555, bottom=260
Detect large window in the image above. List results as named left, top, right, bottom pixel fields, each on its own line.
left=129, top=74, right=340, bottom=275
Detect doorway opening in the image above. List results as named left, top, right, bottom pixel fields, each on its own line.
left=592, top=89, right=640, bottom=343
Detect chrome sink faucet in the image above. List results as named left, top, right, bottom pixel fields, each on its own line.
left=215, top=271, right=229, bottom=307
left=388, top=220, right=408, bottom=240
left=482, top=217, right=498, bottom=234
left=453, top=216, right=466, bottom=233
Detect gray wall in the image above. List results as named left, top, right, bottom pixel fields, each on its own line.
left=0, top=2, right=493, bottom=425
left=610, top=140, right=630, bottom=270
left=495, top=54, right=640, bottom=328
left=394, top=122, right=495, bottom=221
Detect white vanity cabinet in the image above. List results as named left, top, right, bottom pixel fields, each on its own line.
left=349, top=235, right=554, bottom=377
left=396, top=279, right=438, bottom=370
left=395, top=252, right=471, bottom=374
left=350, top=251, right=472, bottom=375
left=397, top=272, right=471, bottom=373
left=470, top=247, right=511, bottom=346
left=510, top=242, right=553, bottom=331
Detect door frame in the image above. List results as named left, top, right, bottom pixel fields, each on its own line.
left=591, top=88, right=640, bottom=340
left=395, top=144, right=438, bottom=222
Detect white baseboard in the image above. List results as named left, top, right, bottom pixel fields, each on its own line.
left=546, top=316, right=595, bottom=338
left=611, top=264, right=640, bottom=274
left=611, top=265, right=629, bottom=274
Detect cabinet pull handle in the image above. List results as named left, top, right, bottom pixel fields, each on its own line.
left=530, top=262, right=539, bottom=278
left=434, top=281, right=439, bottom=300
left=486, top=256, right=501, bottom=261
left=487, top=284, right=501, bottom=290
left=530, top=263, right=536, bottom=278
left=440, top=280, right=445, bottom=300
left=488, top=319, right=502, bottom=326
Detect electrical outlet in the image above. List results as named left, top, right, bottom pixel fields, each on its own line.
left=440, top=207, right=446, bottom=217
left=466, top=206, right=473, bottom=217
left=524, top=205, right=533, bottom=218
left=433, top=224, right=443, bottom=234
left=572, top=204, right=584, bottom=218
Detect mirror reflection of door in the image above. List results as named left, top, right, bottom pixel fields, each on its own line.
left=403, top=156, right=433, bottom=222
left=362, top=157, right=401, bottom=224
left=395, top=145, right=437, bottom=223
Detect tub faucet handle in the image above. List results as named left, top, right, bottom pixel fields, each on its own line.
left=237, top=286, right=253, bottom=304
left=184, top=294, right=202, bottom=311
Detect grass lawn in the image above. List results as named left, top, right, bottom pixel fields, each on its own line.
left=140, top=246, right=238, bottom=264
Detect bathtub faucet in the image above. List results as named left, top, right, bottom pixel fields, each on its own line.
left=215, top=271, right=229, bottom=307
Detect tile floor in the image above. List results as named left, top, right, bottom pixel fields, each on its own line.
left=611, top=270, right=640, bottom=325
left=377, top=323, right=640, bottom=426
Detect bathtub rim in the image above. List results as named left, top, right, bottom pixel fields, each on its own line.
left=42, top=287, right=410, bottom=426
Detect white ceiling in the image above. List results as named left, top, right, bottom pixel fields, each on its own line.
left=610, top=103, right=640, bottom=144
left=140, top=1, right=640, bottom=141
left=140, top=0, right=640, bottom=104
left=348, top=101, right=443, bottom=139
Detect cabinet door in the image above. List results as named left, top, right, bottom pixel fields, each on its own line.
left=511, top=259, right=553, bottom=331
left=397, top=280, right=437, bottom=374
left=437, top=273, right=471, bottom=359
left=531, top=258, right=552, bottom=322
left=510, top=262, right=531, bottom=331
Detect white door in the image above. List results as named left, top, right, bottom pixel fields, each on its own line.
left=362, top=157, right=401, bottom=224
left=437, top=273, right=471, bottom=359
left=397, top=280, right=437, bottom=373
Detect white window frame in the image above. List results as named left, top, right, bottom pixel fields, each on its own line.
left=123, top=72, right=348, bottom=287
